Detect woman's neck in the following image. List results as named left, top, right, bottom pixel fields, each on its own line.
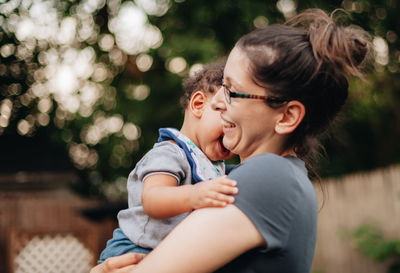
left=239, top=148, right=296, bottom=163
left=280, top=149, right=297, bottom=157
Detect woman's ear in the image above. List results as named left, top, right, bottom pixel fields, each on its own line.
left=189, top=91, right=207, bottom=118
left=275, top=101, right=305, bottom=135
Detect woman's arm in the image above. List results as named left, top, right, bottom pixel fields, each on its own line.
left=114, top=204, right=264, bottom=273
left=142, top=174, right=238, bottom=219
left=91, top=205, right=265, bottom=273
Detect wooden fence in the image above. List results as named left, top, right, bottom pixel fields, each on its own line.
left=1, top=166, right=399, bottom=273
left=0, top=172, right=117, bottom=273
left=312, top=164, right=400, bottom=273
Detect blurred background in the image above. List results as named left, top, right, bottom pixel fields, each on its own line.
left=0, top=0, right=399, bottom=273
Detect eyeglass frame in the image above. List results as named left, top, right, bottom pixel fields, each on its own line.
left=222, top=84, right=289, bottom=105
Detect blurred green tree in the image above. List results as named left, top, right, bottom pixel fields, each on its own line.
left=0, top=0, right=399, bottom=200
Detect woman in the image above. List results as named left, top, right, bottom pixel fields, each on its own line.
left=91, top=8, right=371, bottom=273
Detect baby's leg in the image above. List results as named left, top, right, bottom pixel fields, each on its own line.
left=98, top=228, right=151, bottom=264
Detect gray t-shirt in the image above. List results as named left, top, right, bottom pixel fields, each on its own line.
left=216, top=153, right=317, bottom=273
left=118, top=141, right=192, bottom=249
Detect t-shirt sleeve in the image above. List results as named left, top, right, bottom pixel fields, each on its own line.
left=228, top=154, right=302, bottom=252
left=135, top=142, right=189, bottom=186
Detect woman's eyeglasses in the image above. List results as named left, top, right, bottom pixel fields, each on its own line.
left=222, top=84, right=288, bottom=105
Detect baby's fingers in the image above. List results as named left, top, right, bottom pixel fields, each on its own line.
left=214, top=176, right=237, bottom=187
left=205, top=197, right=228, bottom=207
left=212, top=192, right=235, bottom=204
left=215, top=184, right=238, bottom=195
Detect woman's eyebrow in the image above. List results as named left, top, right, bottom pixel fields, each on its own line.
left=225, top=77, right=246, bottom=92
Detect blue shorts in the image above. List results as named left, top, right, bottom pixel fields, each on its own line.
left=98, top=228, right=152, bottom=264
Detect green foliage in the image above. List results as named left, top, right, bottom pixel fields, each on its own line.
left=0, top=0, right=400, bottom=199
left=353, top=224, right=400, bottom=273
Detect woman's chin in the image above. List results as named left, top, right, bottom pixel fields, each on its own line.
left=222, top=140, right=234, bottom=154
left=207, top=143, right=234, bottom=161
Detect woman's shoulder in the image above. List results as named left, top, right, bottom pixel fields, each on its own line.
left=228, top=153, right=311, bottom=197
left=246, top=152, right=297, bottom=164
left=228, top=154, right=317, bottom=259
left=234, top=153, right=306, bottom=178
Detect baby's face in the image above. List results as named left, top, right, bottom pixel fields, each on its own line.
left=196, top=95, right=235, bottom=161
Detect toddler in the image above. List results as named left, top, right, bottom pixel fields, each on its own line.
left=98, top=61, right=237, bottom=262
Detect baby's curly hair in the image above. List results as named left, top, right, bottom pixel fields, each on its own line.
left=180, top=60, right=226, bottom=109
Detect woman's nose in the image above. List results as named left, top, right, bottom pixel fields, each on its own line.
left=211, top=86, right=226, bottom=112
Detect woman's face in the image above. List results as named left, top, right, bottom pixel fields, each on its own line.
left=211, top=47, right=284, bottom=161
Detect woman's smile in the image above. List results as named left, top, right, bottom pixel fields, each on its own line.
left=221, top=117, right=235, bottom=129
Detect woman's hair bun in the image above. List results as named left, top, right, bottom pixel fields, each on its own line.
left=285, top=8, right=372, bottom=78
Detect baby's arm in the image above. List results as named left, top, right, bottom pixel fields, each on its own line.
left=142, top=175, right=238, bottom=219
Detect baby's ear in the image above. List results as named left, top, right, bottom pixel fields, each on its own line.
left=189, top=91, right=207, bottom=118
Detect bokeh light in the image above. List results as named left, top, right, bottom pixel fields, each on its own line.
left=98, top=34, right=115, bottom=51
left=276, top=0, right=296, bottom=18
left=123, top=123, right=141, bottom=141
left=189, top=63, right=204, bottom=77
left=136, top=0, right=170, bottom=16
left=133, top=85, right=150, bottom=101
left=167, top=56, right=187, bottom=74
left=108, top=2, right=163, bottom=55
left=0, top=0, right=170, bottom=198
left=69, top=143, right=99, bottom=169
left=136, top=54, right=153, bottom=72
left=253, top=16, right=269, bottom=29
left=373, top=36, right=389, bottom=66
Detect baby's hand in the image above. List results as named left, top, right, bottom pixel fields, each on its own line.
left=189, top=175, right=238, bottom=209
